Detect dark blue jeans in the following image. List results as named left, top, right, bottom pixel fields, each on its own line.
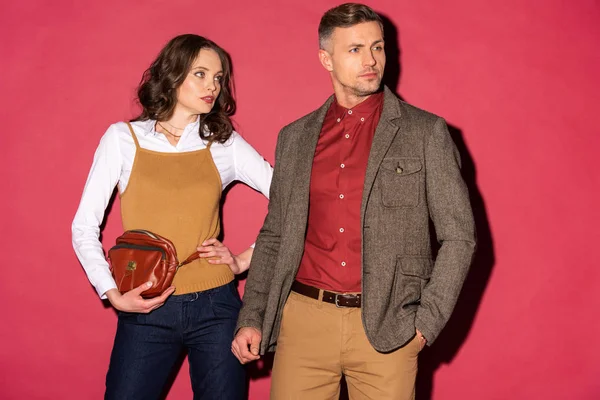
left=105, top=282, right=246, bottom=400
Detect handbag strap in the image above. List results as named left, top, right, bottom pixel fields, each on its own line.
left=177, top=252, right=201, bottom=268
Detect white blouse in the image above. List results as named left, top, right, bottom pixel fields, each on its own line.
left=72, top=118, right=273, bottom=298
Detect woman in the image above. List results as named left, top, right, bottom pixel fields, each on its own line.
left=72, top=34, right=272, bottom=399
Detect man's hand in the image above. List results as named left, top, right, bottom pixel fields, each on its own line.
left=105, top=282, right=175, bottom=313
left=231, top=327, right=262, bottom=364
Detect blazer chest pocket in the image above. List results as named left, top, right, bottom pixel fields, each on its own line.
left=378, top=158, right=422, bottom=208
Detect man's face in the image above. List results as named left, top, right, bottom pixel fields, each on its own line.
left=320, top=21, right=386, bottom=97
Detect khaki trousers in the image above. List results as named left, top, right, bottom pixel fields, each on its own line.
left=270, top=291, right=420, bottom=400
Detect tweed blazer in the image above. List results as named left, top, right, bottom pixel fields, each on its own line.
left=237, top=86, right=476, bottom=353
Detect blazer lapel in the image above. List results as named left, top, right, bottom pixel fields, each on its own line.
left=288, top=96, right=334, bottom=238
left=361, top=86, right=402, bottom=223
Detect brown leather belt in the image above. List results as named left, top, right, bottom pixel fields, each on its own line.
left=291, top=281, right=361, bottom=308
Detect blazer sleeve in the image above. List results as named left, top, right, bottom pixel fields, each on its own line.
left=235, top=127, right=286, bottom=333
left=415, top=117, right=477, bottom=344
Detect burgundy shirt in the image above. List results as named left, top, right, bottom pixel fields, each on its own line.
left=295, top=91, right=384, bottom=293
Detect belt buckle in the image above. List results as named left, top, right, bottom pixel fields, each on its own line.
left=334, top=294, right=343, bottom=308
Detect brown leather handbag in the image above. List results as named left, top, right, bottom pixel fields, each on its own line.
left=108, top=230, right=199, bottom=298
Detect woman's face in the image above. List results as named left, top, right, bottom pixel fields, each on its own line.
left=176, top=48, right=224, bottom=115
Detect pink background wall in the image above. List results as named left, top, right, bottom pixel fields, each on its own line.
left=2, top=0, right=599, bottom=399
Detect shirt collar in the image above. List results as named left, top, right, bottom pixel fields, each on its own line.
left=331, top=90, right=384, bottom=121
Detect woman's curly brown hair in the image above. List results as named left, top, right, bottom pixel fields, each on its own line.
left=132, top=34, right=236, bottom=144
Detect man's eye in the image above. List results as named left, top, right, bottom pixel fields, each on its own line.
left=350, top=48, right=359, bottom=53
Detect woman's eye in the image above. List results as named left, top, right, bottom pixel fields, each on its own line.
left=215, top=75, right=223, bottom=82
left=195, top=71, right=205, bottom=78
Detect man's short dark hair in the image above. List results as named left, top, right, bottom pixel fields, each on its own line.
left=318, top=3, right=383, bottom=50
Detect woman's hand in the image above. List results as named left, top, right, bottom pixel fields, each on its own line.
left=105, top=283, right=175, bottom=313
left=197, top=239, right=252, bottom=275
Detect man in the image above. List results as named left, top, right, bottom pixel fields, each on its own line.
left=232, top=3, right=476, bottom=399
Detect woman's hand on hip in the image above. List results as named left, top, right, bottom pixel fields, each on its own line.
left=105, top=283, right=175, bottom=313
left=197, top=238, right=250, bottom=274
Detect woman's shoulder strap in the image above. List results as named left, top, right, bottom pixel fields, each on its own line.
left=125, top=122, right=140, bottom=148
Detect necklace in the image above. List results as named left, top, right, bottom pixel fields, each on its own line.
left=157, top=122, right=182, bottom=139
left=165, top=120, right=186, bottom=131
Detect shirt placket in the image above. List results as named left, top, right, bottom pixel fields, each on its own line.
left=337, top=111, right=355, bottom=279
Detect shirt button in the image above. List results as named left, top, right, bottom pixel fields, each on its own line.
left=345, top=134, right=350, bottom=139
left=360, top=117, right=365, bottom=122
left=339, top=228, right=345, bottom=233
left=337, top=118, right=341, bottom=123
left=340, top=163, right=345, bottom=168
left=348, top=110, right=353, bottom=115
left=339, top=194, right=344, bottom=199
left=341, top=261, right=347, bottom=267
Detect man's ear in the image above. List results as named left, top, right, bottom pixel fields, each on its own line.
left=318, top=49, right=334, bottom=72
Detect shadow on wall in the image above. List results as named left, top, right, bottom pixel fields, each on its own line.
left=378, top=14, right=496, bottom=400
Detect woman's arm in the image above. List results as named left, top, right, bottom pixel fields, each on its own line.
left=72, top=123, right=175, bottom=311
left=231, top=132, right=273, bottom=199
left=196, top=133, right=273, bottom=274
left=71, top=125, right=123, bottom=299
